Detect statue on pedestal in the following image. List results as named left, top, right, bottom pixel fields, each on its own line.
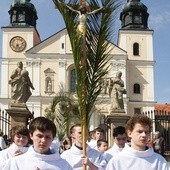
left=109, top=71, right=126, bottom=112
left=9, top=61, right=35, bottom=105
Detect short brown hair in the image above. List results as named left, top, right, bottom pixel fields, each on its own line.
left=10, top=125, right=30, bottom=142
left=29, top=117, right=56, bottom=138
left=126, top=115, right=152, bottom=132
left=93, top=127, right=104, bottom=134
left=97, top=139, right=108, bottom=147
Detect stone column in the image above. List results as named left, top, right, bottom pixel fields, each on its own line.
left=106, top=113, right=130, bottom=146
left=6, top=104, right=33, bottom=128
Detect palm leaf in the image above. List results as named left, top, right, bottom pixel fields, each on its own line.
left=53, top=0, right=122, bottom=126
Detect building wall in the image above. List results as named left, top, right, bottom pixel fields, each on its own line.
left=0, top=21, right=155, bottom=130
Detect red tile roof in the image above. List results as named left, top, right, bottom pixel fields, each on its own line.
left=155, top=104, right=170, bottom=112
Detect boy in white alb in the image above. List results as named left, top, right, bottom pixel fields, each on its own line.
left=97, top=139, right=108, bottom=154
left=104, top=126, right=127, bottom=163
left=3, top=117, right=72, bottom=170
left=88, top=127, right=104, bottom=150
left=106, top=115, right=170, bottom=170
left=61, top=124, right=106, bottom=170
left=0, top=126, right=30, bottom=169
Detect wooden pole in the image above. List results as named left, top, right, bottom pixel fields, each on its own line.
left=80, top=1, right=87, bottom=169
left=81, top=31, right=87, bottom=170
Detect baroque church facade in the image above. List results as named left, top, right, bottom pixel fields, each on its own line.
left=0, top=0, right=155, bottom=130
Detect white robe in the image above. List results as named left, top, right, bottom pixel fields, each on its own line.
left=3, top=145, right=72, bottom=170
left=106, top=145, right=170, bottom=170
left=87, top=139, right=97, bottom=149
left=104, top=143, right=124, bottom=163
left=0, top=136, right=7, bottom=150
left=0, top=143, right=29, bottom=169
left=61, top=144, right=106, bottom=170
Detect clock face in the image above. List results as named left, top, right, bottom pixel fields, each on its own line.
left=10, top=36, right=26, bottom=52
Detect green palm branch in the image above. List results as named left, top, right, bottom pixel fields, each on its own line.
left=53, top=0, right=122, bottom=125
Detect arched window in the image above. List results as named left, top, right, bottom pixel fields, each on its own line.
left=133, top=43, right=139, bottom=56
left=134, top=83, right=140, bottom=94
left=70, top=69, right=76, bottom=92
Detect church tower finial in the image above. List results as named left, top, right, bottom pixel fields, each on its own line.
left=120, top=0, right=149, bottom=29
left=8, top=0, right=38, bottom=27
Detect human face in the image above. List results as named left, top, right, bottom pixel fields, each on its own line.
left=95, top=131, right=103, bottom=141
left=98, top=142, right=108, bottom=153
left=114, top=133, right=127, bottom=148
left=30, top=130, right=53, bottom=154
left=128, top=123, right=150, bottom=151
left=18, top=62, right=23, bottom=69
left=14, top=134, right=29, bottom=147
left=71, top=126, right=82, bottom=147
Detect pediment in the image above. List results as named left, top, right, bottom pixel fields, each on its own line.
left=26, top=28, right=70, bottom=54
left=44, top=68, right=55, bottom=73
left=25, top=28, right=127, bottom=57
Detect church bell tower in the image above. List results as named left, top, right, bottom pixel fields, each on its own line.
left=0, top=0, right=40, bottom=107
left=118, top=0, right=156, bottom=115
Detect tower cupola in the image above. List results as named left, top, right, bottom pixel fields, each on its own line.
left=8, top=0, right=38, bottom=27
left=120, top=0, right=149, bottom=29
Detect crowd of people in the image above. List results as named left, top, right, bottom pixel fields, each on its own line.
left=0, top=114, right=169, bottom=170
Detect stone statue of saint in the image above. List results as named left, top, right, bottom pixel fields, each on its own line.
left=109, top=71, right=126, bottom=112
left=47, top=80, right=52, bottom=92
left=64, top=5, right=103, bottom=36
left=9, top=61, right=35, bottom=104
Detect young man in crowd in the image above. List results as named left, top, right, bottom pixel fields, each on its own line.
left=104, top=126, right=127, bottom=163
left=0, top=125, right=30, bottom=168
left=3, top=117, right=72, bottom=170
left=97, top=139, right=108, bottom=154
left=88, top=127, right=104, bottom=149
left=153, top=131, right=165, bottom=156
left=61, top=124, right=106, bottom=170
left=106, top=115, right=170, bottom=170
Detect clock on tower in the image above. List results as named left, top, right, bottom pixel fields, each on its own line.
left=10, top=36, right=27, bottom=52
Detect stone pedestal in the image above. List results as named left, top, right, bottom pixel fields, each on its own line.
left=105, top=112, right=130, bottom=146
left=6, top=103, right=33, bottom=128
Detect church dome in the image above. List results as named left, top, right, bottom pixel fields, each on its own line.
left=120, top=0, right=149, bottom=30
left=9, top=0, right=38, bottom=27
left=122, top=0, right=147, bottom=13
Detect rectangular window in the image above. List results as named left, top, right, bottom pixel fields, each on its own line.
left=61, top=43, right=64, bottom=49
left=134, top=108, right=141, bottom=114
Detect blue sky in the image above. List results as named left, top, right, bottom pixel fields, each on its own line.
left=0, top=0, right=170, bottom=104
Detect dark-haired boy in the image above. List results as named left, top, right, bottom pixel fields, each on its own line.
left=88, top=127, right=104, bottom=150
left=97, top=139, right=108, bottom=154
left=3, top=117, right=72, bottom=170
left=104, top=126, right=127, bottom=163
